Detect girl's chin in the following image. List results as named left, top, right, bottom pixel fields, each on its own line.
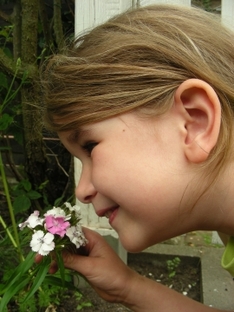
left=118, top=236, right=148, bottom=253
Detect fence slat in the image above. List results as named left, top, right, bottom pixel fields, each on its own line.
left=221, top=0, right=234, bottom=31
left=75, top=0, right=133, bottom=35
left=139, top=0, right=191, bottom=6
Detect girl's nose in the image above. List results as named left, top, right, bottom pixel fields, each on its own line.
left=75, top=169, right=97, bottom=203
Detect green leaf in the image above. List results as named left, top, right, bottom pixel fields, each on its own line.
left=54, top=196, right=64, bottom=206
left=0, top=276, right=31, bottom=311
left=0, top=29, right=9, bottom=38
left=3, top=47, right=12, bottom=58
left=77, top=302, right=93, bottom=310
left=38, top=180, right=49, bottom=190
left=0, top=72, right=8, bottom=89
left=13, top=194, right=31, bottom=213
left=43, top=276, right=75, bottom=290
left=27, top=190, right=42, bottom=200
left=23, top=256, right=51, bottom=302
left=12, top=188, right=25, bottom=196
left=0, top=252, right=35, bottom=310
left=21, top=180, right=32, bottom=192
left=0, top=251, right=35, bottom=295
left=55, top=251, right=65, bottom=287
left=0, top=113, right=13, bottom=130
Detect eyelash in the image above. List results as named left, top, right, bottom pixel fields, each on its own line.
left=82, top=141, right=98, bottom=156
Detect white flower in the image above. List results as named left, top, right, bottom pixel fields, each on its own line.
left=30, top=230, right=55, bottom=256
left=64, top=202, right=81, bottom=218
left=66, top=224, right=87, bottom=248
left=19, top=211, right=44, bottom=230
left=44, top=207, right=71, bottom=220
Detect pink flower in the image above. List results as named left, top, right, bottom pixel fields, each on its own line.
left=45, top=215, right=70, bottom=237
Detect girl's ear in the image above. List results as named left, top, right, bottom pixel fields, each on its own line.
left=174, top=79, right=221, bottom=163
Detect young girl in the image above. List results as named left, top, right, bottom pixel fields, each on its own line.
left=40, top=4, right=234, bottom=311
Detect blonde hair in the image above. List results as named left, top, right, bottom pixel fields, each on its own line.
left=41, top=4, right=234, bottom=175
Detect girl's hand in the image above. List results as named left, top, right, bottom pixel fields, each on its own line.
left=35, top=227, right=138, bottom=303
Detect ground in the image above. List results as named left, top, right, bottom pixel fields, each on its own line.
left=65, top=252, right=200, bottom=312
left=56, top=231, right=216, bottom=312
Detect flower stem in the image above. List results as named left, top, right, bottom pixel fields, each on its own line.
left=0, top=215, right=18, bottom=248
left=0, top=151, right=24, bottom=262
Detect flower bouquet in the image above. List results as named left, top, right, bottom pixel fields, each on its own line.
left=0, top=202, right=87, bottom=310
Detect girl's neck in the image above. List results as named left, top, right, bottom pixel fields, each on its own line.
left=195, top=161, right=234, bottom=236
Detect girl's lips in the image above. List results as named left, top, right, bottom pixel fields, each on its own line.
left=107, top=207, right=119, bottom=225
left=96, top=206, right=119, bottom=224
left=104, top=208, right=116, bottom=219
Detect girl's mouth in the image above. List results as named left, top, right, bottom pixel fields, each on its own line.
left=97, top=206, right=119, bottom=224
left=105, top=208, right=116, bottom=219
left=106, top=207, right=119, bottom=224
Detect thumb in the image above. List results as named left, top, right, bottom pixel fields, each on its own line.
left=62, top=251, right=96, bottom=277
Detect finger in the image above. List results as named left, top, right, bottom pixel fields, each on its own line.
left=35, top=252, right=58, bottom=273
left=79, top=227, right=111, bottom=256
left=61, top=230, right=120, bottom=277
left=62, top=250, right=99, bottom=278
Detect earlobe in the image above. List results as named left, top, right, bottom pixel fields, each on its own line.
left=174, top=79, right=221, bottom=163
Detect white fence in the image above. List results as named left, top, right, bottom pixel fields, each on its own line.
left=75, top=0, right=234, bottom=33
left=74, top=0, right=233, bottom=243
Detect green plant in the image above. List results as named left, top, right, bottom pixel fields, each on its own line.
left=0, top=199, right=88, bottom=311
left=0, top=2, right=81, bottom=310
left=0, top=63, right=79, bottom=312
left=202, top=0, right=211, bottom=11
left=11, top=179, right=42, bottom=213
left=0, top=264, right=79, bottom=311
left=0, top=151, right=24, bottom=262
left=0, top=60, right=76, bottom=312
left=75, top=292, right=93, bottom=311
left=166, top=257, right=181, bottom=278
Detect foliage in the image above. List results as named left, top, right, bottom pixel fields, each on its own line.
left=0, top=257, right=81, bottom=311
left=202, top=0, right=212, bottom=11
left=0, top=157, right=84, bottom=310
left=166, top=257, right=181, bottom=278
left=0, top=0, right=74, bottom=206
left=75, top=292, right=94, bottom=311
left=0, top=1, right=90, bottom=310
left=12, top=179, right=42, bottom=213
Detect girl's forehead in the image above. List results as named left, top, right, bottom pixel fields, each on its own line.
left=60, top=112, right=165, bottom=144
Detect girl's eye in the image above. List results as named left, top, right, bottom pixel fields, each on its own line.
left=82, top=141, right=98, bottom=156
